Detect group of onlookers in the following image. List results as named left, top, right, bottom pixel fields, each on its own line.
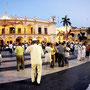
left=45, top=42, right=70, bottom=69
left=44, top=41, right=90, bottom=69
left=0, top=39, right=90, bottom=85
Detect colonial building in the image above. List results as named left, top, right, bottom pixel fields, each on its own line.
left=0, top=13, right=56, bottom=45
left=56, top=26, right=89, bottom=42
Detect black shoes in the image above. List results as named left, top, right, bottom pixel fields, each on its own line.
left=17, top=69, right=20, bottom=71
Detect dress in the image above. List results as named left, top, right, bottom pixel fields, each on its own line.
left=45, top=46, right=53, bottom=63
left=77, top=45, right=82, bottom=60
left=0, top=54, right=2, bottom=64
left=81, top=45, right=86, bottom=58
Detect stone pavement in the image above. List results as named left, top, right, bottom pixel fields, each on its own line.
left=0, top=51, right=90, bottom=90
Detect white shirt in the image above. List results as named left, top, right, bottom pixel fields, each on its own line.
left=74, top=44, right=78, bottom=50
left=45, top=46, right=53, bottom=53
left=70, top=44, right=73, bottom=49
left=9, top=44, right=13, bottom=49
left=82, top=45, right=86, bottom=52
left=26, top=44, right=44, bottom=64
left=65, top=47, right=70, bottom=57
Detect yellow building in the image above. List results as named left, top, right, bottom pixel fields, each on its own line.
left=0, top=13, right=56, bottom=45
left=56, top=26, right=89, bottom=42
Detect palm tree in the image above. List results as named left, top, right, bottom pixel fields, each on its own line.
left=61, top=15, right=71, bottom=40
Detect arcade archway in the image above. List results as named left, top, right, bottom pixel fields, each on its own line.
left=36, top=37, right=42, bottom=42
left=43, top=37, right=49, bottom=42
left=26, top=37, right=33, bottom=43
left=0, top=37, right=4, bottom=45
left=5, top=37, right=14, bottom=44
left=16, top=37, right=24, bottom=44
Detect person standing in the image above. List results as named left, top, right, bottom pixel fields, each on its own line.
left=86, top=44, right=90, bottom=58
left=26, top=38, right=44, bottom=85
left=0, top=52, right=2, bottom=65
left=74, top=43, right=78, bottom=56
left=57, top=42, right=65, bottom=67
left=81, top=43, right=86, bottom=60
left=77, top=42, right=82, bottom=61
left=15, top=43, right=24, bottom=71
left=45, top=43, right=53, bottom=68
left=51, top=43, right=57, bottom=68
left=9, top=42, right=13, bottom=55
left=64, top=44, right=70, bottom=67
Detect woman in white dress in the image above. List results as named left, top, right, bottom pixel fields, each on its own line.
left=0, top=52, right=2, bottom=65
left=81, top=43, right=86, bottom=60
left=77, top=43, right=82, bottom=61
left=45, top=43, right=53, bottom=68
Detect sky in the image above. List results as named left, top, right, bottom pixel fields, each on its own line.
left=0, top=0, right=90, bottom=28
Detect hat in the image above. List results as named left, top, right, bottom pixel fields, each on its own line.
left=32, top=38, right=37, bottom=41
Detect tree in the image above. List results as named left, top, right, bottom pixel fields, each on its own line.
left=86, top=27, right=90, bottom=34
left=61, top=15, right=71, bottom=40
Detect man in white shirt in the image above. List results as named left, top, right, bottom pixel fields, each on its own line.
left=9, top=42, right=13, bottom=54
left=26, top=38, right=44, bottom=85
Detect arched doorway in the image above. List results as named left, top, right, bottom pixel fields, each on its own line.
left=44, top=37, right=49, bottom=42
left=0, top=37, right=4, bottom=50
left=36, top=37, right=42, bottom=42
left=5, top=37, right=14, bottom=44
left=26, top=37, right=33, bottom=43
left=26, top=24, right=34, bottom=34
left=16, top=37, right=24, bottom=44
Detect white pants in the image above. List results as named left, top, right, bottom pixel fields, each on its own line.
left=77, top=52, right=82, bottom=60
left=31, top=64, right=42, bottom=84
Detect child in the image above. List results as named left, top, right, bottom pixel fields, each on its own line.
left=0, top=52, right=2, bottom=65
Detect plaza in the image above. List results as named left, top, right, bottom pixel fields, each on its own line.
left=0, top=0, right=90, bottom=90
left=0, top=51, right=90, bottom=90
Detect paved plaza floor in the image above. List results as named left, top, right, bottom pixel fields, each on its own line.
left=0, top=51, right=90, bottom=90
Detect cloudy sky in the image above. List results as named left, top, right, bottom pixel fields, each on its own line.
left=0, top=0, right=90, bottom=27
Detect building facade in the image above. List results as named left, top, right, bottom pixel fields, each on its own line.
left=56, top=26, right=89, bottom=42
left=0, top=13, right=56, bottom=45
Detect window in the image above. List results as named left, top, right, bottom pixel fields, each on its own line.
left=10, top=27, right=15, bottom=34
left=31, top=27, right=33, bottom=34
left=2, top=28, right=5, bottom=34
left=38, top=27, right=42, bottom=34
left=44, top=28, right=48, bottom=34
left=18, top=28, right=21, bottom=34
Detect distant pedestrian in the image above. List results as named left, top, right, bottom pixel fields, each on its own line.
left=15, top=43, right=24, bottom=71
left=77, top=42, right=82, bottom=61
left=26, top=38, right=44, bottom=85
left=51, top=43, right=57, bottom=68
left=81, top=43, right=86, bottom=60
left=74, top=43, right=78, bottom=56
left=45, top=43, right=53, bottom=68
left=0, top=52, right=2, bottom=65
left=57, top=42, right=65, bottom=67
left=86, top=44, right=90, bottom=58
left=65, top=44, right=70, bottom=67
left=9, top=42, right=13, bottom=54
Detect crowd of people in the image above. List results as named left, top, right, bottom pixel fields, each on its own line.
left=0, top=39, right=90, bottom=85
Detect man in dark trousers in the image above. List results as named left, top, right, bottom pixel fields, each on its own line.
left=57, top=42, right=65, bottom=67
